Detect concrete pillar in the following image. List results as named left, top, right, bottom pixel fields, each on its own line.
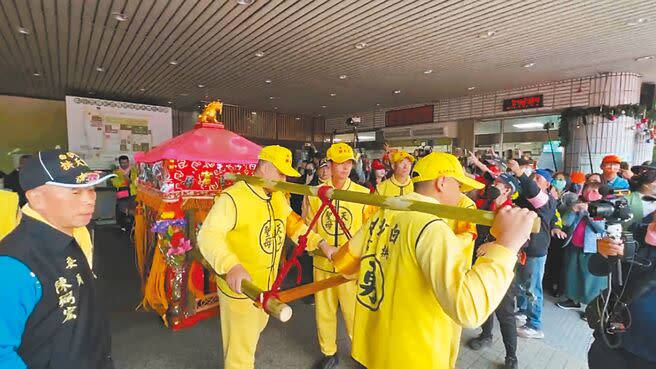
left=456, top=119, right=475, bottom=151
left=565, top=73, right=652, bottom=172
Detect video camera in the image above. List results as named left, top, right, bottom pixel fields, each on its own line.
left=588, top=186, right=636, bottom=269
left=585, top=188, right=634, bottom=347
left=345, top=116, right=361, bottom=126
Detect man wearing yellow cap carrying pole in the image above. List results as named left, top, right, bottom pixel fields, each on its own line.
left=302, top=142, right=374, bottom=369
left=197, top=145, right=334, bottom=369
left=375, top=150, right=414, bottom=197
left=330, top=152, right=538, bottom=369
left=438, top=164, right=479, bottom=369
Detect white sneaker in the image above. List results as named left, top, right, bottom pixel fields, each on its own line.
left=517, top=325, right=544, bottom=339
left=515, top=313, right=527, bottom=326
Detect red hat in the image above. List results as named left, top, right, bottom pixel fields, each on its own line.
left=570, top=171, right=586, bottom=185
left=371, top=159, right=385, bottom=170
left=601, top=155, right=622, bottom=165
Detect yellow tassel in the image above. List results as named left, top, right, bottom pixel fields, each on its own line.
left=142, top=245, right=169, bottom=317
left=181, top=198, right=216, bottom=211
left=134, top=206, right=147, bottom=292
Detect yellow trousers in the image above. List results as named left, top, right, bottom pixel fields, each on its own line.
left=218, top=292, right=269, bottom=369
left=314, top=268, right=357, bottom=356
left=449, top=324, right=463, bottom=368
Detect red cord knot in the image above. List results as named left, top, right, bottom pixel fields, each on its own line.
left=317, top=185, right=332, bottom=204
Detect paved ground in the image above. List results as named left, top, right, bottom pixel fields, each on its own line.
left=95, top=227, right=593, bottom=369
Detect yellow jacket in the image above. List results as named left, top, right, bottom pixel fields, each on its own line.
left=0, top=191, right=19, bottom=240
left=375, top=176, right=413, bottom=197
left=111, top=166, right=138, bottom=196
left=445, top=194, right=478, bottom=262
left=198, top=181, right=324, bottom=299
left=303, top=178, right=374, bottom=272
left=337, top=192, right=517, bottom=369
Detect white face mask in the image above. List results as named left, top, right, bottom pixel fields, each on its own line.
left=375, top=169, right=386, bottom=178
left=523, top=168, right=533, bottom=176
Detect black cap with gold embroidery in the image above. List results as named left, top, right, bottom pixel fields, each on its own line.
left=20, top=149, right=116, bottom=191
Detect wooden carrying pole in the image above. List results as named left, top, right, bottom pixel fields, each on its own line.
left=277, top=276, right=349, bottom=303
left=190, top=249, right=292, bottom=322
left=223, top=174, right=541, bottom=233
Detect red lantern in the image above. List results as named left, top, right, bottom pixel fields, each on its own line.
left=609, top=115, right=617, bottom=122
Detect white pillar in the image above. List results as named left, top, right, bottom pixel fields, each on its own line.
left=565, top=73, right=652, bottom=172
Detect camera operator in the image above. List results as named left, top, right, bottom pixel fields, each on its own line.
left=623, top=163, right=656, bottom=230
left=587, top=214, right=656, bottom=368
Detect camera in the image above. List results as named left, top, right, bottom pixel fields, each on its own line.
left=588, top=195, right=636, bottom=263
left=346, top=116, right=361, bottom=126
left=588, top=197, right=632, bottom=224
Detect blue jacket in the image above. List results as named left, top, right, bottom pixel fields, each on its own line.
left=606, top=176, right=629, bottom=190
left=562, top=210, right=605, bottom=253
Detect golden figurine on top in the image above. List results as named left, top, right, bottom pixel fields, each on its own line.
left=198, top=100, right=223, bottom=123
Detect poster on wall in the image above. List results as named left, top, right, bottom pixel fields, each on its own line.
left=66, top=96, right=173, bottom=169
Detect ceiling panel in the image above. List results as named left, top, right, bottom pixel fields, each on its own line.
left=0, top=0, right=655, bottom=118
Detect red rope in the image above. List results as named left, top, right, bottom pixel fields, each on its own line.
left=260, top=185, right=349, bottom=311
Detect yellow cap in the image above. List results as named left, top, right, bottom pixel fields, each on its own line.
left=326, top=143, right=356, bottom=163
left=390, top=150, right=415, bottom=163
left=411, top=152, right=484, bottom=192
left=258, top=145, right=300, bottom=177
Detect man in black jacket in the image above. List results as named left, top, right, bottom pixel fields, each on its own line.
left=507, top=160, right=564, bottom=339
left=0, top=150, right=116, bottom=369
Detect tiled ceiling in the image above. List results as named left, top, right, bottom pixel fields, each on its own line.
left=1, top=0, right=655, bottom=117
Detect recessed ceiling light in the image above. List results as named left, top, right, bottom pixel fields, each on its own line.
left=88, top=91, right=94, bottom=95
left=197, top=84, right=205, bottom=88
left=139, top=88, right=146, bottom=92
left=355, top=42, right=368, bottom=49
left=167, top=101, right=172, bottom=104
left=274, top=106, right=278, bottom=110
left=269, top=96, right=275, bottom=100
left=17, top=27, right=30, bottom=35
left=321, top=105, right=327, bottom=108
left=254, top=51, right=265, bottom=57
left=32, top=72, right=41, bottom=77
left=376, top=103, right=380, bottom=106
left=180, top=93, right=188, bottom=96
left=236, top=0, right=255, bottom=4
left=264, top=79, right=272, bottom=84
left=339, top=74, right=348, bottom=79
left=295, top=117, right=301, bottom=120
left=468, top=86, right=476, bottom=91
left=330, top=92, right=336, bottom=97
left=477, top=30, right=496, bottom=39
left=523, top=62, right=535, bottom=68
left=393, top=90, right=401, bottom=94
left=169, top=60, right=179, bottom=65
left=251, top=111, right=257, bottom=115
left=635, top=55, right=654, bottom=61
left=626, top=17, right=649, bottom=26
left=112, top=12, right=129, bottom=22
left=423, top=69, right=433, bottom=74
left=96, top=67, right=104, bottom=72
